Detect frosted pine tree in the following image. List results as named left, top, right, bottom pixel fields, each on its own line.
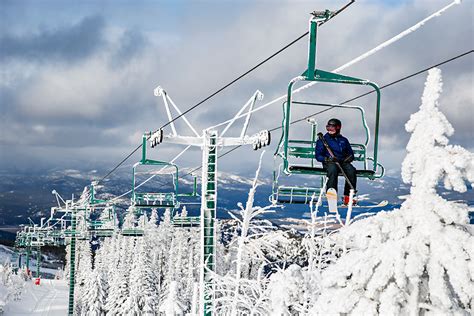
left=137, top=237, right=160, bottom=314
left=213, top=152, right=287, bottom=315
left=93, top=236, right=113, bottom=307
left=64, top=243, right=71, bottom=281
left=122, top=237, right=159, bottom=314
left=105, top=235, right=132, bottom=315
left=122, top=238, right=143, bottom=315
left=123, top=206, right=137, bottom=229
left=153, top=208, right=174, bottom=293
left=80, top=269, right=107, bottom=316
left=158, top=281, right=186, bottom=315
left=148, top=208, right=159, bottom=229
left=312, top=68, right=474, bottom=315
left=75, top=240, right=93, bottom=314
left=0, top=263, right=25, bottom=311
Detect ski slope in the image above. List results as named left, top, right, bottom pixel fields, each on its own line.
left=4, top=280, right=68, bottom=316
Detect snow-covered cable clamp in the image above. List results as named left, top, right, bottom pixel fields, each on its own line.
left=150, top=129, right=164, bottom=148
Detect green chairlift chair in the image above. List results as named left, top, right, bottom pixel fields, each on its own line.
left=132, top=135, right=180, bottom=210
left=273, top=10, right=384, bottom=204
left=131, top=134, right=199, bottom=226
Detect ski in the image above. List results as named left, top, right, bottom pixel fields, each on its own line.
left=326, top=188, right=338, bottom=213
left=339, top=200, right=389, bottom=209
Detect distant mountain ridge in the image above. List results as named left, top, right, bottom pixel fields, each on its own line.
left=1, top=168, right=472, bottom=228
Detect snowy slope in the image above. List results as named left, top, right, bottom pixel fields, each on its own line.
left=4, top=280, right=68, bottom=316
left=0, top=245, right=14, bottom=265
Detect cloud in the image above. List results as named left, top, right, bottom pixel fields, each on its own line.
left=0, top=0, right=472, bottom=176
left=0, top=15, right=106, bottom=63
left=110, top=29, right=148, bottom=67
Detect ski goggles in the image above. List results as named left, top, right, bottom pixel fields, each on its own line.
left=326, top=124, right=338, bottom=130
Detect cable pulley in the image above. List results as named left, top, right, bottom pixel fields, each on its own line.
left=149, top=129, right=164, bottom=148
left=252, top=130, right=271, bottom=150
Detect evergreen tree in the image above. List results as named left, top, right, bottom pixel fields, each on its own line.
left=312, top=68, right=474, bottom=315
left=75, top=240, right=93, bottom=313
left=105, top=236, right=132, bottom=315
left=80, top=269, right=107, bottom=316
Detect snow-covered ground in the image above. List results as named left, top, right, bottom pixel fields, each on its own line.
left=4, top=280, right=68, bottom=316
left=0, top=246, right=15, bottom=266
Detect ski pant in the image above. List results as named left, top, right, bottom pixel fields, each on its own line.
left=323, top=162, right=357, bottom=196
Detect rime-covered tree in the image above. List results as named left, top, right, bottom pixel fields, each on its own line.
left=0, top=263, right=25, bottom=311
left=212, top=152, right=288, bottom=315
left=152, top=208, right=174, bottom=292
left=312, top=68, right=474, bottom=315
left=80, top=269, right=107, bottom=316
left=148, top=208, right=159, bottom=229
left=105, top=236, right=132, bottom=315
left=75, top=240, right=93, bottom=314
left=122, top=237, right=159, bottom=314
left=159, top=281, right=186, bottom=315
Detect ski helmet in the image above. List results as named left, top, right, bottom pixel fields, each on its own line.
left=326, top=118, right=342, bottom=133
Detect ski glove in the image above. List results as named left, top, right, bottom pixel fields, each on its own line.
left=324, top=156, right=338, bottom=163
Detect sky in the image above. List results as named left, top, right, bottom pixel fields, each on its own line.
left=0, top=0, right=472, bottom=182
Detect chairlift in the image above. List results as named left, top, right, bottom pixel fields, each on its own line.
left=172, top=206, right=200, bottom=228
left=132, top=135, right=180, bottom=209
left=273, top=10, right=384, bottom=204
left=121, top=228, right=145, bottom=237
left=132, top=134, right=198, bottom=210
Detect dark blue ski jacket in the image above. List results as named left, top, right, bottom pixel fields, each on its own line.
left=315, top=133, right=354, bottom=163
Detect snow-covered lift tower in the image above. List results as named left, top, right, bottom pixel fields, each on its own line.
left=151, top=87, right=269, bottom=315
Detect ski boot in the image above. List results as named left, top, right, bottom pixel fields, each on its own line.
left=343, top=195, right=357, bottom=206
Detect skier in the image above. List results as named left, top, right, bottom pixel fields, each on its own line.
left=315, top=118, right=357, bottom=205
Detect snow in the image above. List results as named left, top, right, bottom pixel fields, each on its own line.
left=311, top=68, right=474, bottom=315
left=0, top=246, right=14, bottom=266
left=3, top=280, right=68, bottom=316
left=6, top=66, right=473, bottom=314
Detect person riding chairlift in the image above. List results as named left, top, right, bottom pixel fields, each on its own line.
left=315, top=118, right=357, bottom=205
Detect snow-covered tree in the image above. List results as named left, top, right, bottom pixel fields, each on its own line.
left=64, top=243, right=71, bottom=281
left=75, top=240, right=93, bottom=314
left=122, top=206, right=137, bottom=229
left=105, top=236, right=132, bottom=315
left=80, top=269, right=107, bottom=316
left=148, top=208, right=159, bottom=229
left=122, top=237, right=159, bottom=315
left=158, top=281, right=186, bottom=315
left=0, top=263, right=25, bottom=312
left=312, top=68, right=474, bottom=315
left=212, top=152, right=289, bottom=315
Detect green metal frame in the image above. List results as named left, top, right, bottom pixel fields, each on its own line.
left=172, top=216, right=200, bottom=227
left=272, top=120, right=325, bottom=204
left=271, top=10, right=385, bottom=205
left=278, top=13, right=383, bottom=180
left=67, top=207, right=77, bottom=316
left=86, top=183, right=120, bottom=237
left=35, top=246, right=41, bottom=278
left=202, top=130, right=217, bottom=316
left=132, top=135, right=179, bottom=209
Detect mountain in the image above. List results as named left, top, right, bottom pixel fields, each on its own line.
left=1, top=168, right=472, bottom=230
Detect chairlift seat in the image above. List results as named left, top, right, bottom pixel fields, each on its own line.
left=288, top=165, right=376, bottom=178
left=133, top=192, right=177, bottom=208
left=121, top=229, right=144, bottom=236
left=286, top=139, right=376, bottom=178
left=92, top=229, right=114, bottom=237
left=172, top=216, right=200, bottom=228
left=275, top=185, right=323, bottom=204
